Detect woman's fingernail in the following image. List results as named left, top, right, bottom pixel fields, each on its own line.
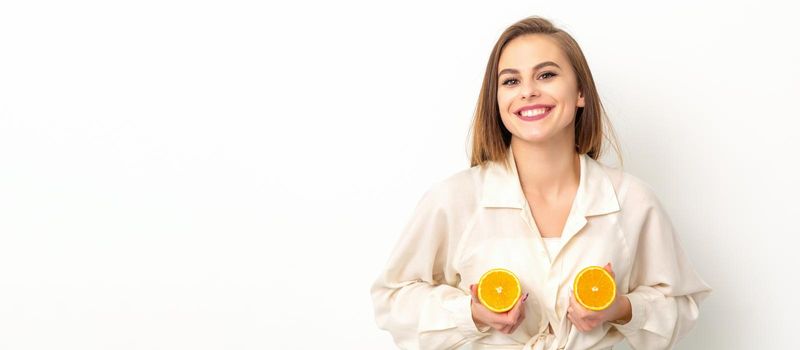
left=523, top=293, right=529, bottom=302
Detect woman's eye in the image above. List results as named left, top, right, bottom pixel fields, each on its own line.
left=501, top=72, right=557, bottom=86
left=539, top=72, right=557, bottom=79
left=501, top=78, right=518, bottom=86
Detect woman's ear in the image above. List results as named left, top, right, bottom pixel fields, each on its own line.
left=577, top=91, right=585, bottom=108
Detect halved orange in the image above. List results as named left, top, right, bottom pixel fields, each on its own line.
left=573, top=266, right=616, bottom=311
left=477, top=268, right=521, bottom=313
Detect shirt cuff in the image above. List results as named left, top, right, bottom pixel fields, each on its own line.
left=449, top=294, right=492, bottom=338
left=610, top=293, right=647, bottom=334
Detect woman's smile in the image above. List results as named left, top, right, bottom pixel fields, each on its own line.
left=515, top=104, right=555, bottom=121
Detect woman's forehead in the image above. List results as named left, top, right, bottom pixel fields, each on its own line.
left=498, top=35, right=567, bottom=70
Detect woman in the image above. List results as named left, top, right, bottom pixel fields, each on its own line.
left=370, top=16, right=711, bottom=350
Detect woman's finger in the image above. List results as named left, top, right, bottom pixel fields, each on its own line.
left=567, top=312, right=580, bottom=332
left=568, top=310, right=587, bottom=333
left=568, top=290, right=580, bottom=313
left=508, top=300, right=527, bottom=334
left=504, top=293, right=527, bottom=324
left=569, top=289, right=588, bottom=316
left=604, top=262, right=616, bottom=279
left=481, top=309, right=511, bottom=328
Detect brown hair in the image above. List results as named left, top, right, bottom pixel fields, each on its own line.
left=468, top=16, right=623, bottom=170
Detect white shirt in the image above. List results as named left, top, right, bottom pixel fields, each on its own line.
left=541, top=237, right=563, bottom=264
left=370, top=146, right=712, bottom=349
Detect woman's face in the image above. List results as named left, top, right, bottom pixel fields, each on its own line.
left=496, top=34, right=585, bottom=145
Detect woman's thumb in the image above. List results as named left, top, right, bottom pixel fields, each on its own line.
left=470, top=284, right=480, bottom=303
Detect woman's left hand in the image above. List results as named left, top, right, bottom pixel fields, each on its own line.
left=566, top=262, right=631, bottom=333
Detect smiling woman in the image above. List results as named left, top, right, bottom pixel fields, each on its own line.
left=470, top=17, right=621, bottom=170
left=371, top=15, right=712, bottom=350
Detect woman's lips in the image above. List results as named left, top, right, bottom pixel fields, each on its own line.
left=515, top=107, right=552, bottom=121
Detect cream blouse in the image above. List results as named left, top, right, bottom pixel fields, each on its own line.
left=542, top=237, right=563, bottom=264
left=370, top=146, right=712, bottom=350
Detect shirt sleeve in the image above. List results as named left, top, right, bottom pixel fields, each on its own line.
left=370, top=184, right=491, bottom=350
left=611, top=192, right=713, bottom=349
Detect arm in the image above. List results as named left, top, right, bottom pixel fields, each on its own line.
left=612, top=194, right=713, bottom=349
left=370, top=185, right=491, bottom=350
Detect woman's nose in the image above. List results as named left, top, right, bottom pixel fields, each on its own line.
left=520, top=81, right=540, bottom=100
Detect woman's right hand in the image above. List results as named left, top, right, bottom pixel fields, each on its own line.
left=469, top=284, right=528, bottom=334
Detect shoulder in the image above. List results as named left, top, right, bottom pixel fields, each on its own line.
left=591, top=160, right=677, bottom=239
left=419, top=165, right=483, bottom=211
left=591, top=159, right=663, bottom=210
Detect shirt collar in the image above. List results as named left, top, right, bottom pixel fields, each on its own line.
left=479, top=146, right=620, bottom=217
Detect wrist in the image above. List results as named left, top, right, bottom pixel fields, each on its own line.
left=609, top=295, right=632, bottom=324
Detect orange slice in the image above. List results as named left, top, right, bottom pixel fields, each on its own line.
left=477, top=268, right=521, bottom=313
left=573, top=266, right=616, bottom=311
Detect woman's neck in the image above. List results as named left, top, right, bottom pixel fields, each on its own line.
left=511, top=136, right=580, bottom=201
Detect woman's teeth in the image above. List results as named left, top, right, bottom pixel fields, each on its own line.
left=521, top=108, right=549, bottom=117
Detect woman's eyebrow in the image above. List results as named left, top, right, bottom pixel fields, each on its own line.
left=498, top=61, right=561, bottom=77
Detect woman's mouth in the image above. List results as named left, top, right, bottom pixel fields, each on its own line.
left=515, top=106, right=553, bottom=121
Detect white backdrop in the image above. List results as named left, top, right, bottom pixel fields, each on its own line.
left=1, top=0, right=798, bottom=349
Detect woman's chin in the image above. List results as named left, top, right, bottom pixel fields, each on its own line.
left=513, top=133, right=551, bottom=144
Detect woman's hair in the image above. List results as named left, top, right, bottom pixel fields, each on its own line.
left=468, top=16, right=623, bottom=170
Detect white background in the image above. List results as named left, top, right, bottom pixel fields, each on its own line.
left=1, top=0, right=798, bottom=349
